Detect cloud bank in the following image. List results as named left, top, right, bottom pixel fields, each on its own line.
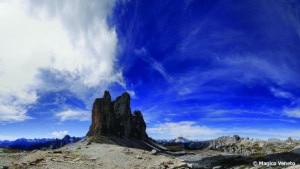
left=147, top=121, right=222, bottom=139
left=0, top=0, right=121, bottom=122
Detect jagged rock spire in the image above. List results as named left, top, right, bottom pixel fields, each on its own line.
left=86, top=91, right=148, bottom=139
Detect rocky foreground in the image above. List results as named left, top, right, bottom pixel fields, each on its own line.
left=2, top=139, right=300, bottom=169
left=1, top=138, right=192, bottom=169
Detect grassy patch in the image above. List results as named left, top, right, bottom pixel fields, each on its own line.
left=1, top=147, right=24, bottom=153
left=72, top=149, right=78, bottom=154
left=251, top=153, right=266, bottom=158
left=165, top=145, right=185, bottom=151
left=252, top=143, right=263, bottom=151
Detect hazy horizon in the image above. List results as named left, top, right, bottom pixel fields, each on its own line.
left=1, top=0, right=300, bottom=141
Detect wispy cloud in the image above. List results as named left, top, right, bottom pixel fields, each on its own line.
left=135, top=48, right=173, bottom=84
left=270, top=87, right=294, bottom=99
left=126, top=90, right=136, bottom=99
left=56, top=110, right=90, bottom=121
left=51, top=130, right=69, bottom=138
left=284, top=107, right=300, bottom=118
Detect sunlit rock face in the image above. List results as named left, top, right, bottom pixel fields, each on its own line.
left=86, top=91, right=148, bottom=139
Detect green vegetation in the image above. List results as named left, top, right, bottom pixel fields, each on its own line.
left=265, top=143, right=276, bottom=153
left=0, top=147, right=24, bottom=153
left=165, top=145, right=185, bottom=151
left=72, top=149, right=78, bottom=154
left=252, top=143, right=263, bottom=151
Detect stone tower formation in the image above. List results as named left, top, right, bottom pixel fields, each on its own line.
left=86, top=91, right=148, bottom=139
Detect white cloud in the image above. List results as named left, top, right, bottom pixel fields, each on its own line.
left=0, top=89, right=35, bottom=122
left=56, top=109, right=90, bottom=121
left=270, top=87, right=293, bottom=99
left=284, top=107, right=300, bottom=118
left=25, top=0, right=121, bottom=88
left=0, top=0, right=122, bottom=122
left=0, top=135, right=17, bottom=141
left=51, top=130, right=69, bottom=138
left=126, top=90, right=136, bottom=99
left=147, top=121, right=222, bottom=139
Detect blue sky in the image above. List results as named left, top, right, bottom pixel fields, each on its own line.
left=1, top=0, right=300, bottom=140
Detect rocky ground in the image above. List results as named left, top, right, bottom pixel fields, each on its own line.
left=178, top=149, right=300, bottom=169
left=0, top=153, right=22, bottom=168
left=1, top=139, right=192, bottom=169
left=174, top=137, right=300, bottom=169
left=0, top=147, right=26, bottom=169
left=2, top=140, right=300, bottom=169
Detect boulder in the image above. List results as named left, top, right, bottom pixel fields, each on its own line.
left=150, top=149, right=157, bottom=155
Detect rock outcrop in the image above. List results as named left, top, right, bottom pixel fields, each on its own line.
left=131, top=111, right=147, bottom=139
left=86, top=91, right=148, bottom=140
left=206, top=136, right=300, bottom=157
left=208, top=135, right=241, bottom=149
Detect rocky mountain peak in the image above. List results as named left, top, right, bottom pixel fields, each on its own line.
left=174, top=137, right=189, bottom=143
left=103, top=90, right=111, bottom=99
left=86, top=91, right=148, bottom=140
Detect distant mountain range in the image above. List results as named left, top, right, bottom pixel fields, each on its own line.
left=155, top=137, right=207, bottom=150
left=156, top=137, right=193, bottom=144
left=155, top=135, right=300, bottom=157
left=0, top=135, right=83, bottom=150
